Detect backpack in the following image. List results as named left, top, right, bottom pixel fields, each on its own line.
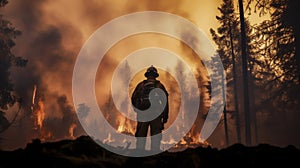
left=133, top=80, right=160, bottom=111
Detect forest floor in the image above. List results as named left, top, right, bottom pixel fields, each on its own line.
left=0, top=135, right=299, bottom=168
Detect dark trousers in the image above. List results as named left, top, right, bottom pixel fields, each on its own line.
left=135, top=117, right=163, bottom=151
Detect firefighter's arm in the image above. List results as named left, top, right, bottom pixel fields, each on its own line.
left=162, top=99, right=169, bottom=123
left=160, top=84, right=169, bottom=123
left=131, top=82, right=144, bottom=107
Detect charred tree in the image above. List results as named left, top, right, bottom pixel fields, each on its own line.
left=228, top=20, right=241, bottom=143
left=238, top=0, right=251, bottom=146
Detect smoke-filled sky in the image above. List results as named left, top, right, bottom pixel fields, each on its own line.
left=2, top=0, right=299, bottom=151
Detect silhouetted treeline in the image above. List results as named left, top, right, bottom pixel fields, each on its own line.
left=210, top=0, right=300, bottom=148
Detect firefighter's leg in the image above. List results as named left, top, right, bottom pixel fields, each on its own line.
left=135, top=122, right=149, bottom=150
left=150, top=117, right=163, bottom=151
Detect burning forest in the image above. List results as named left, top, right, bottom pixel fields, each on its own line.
left=29, top=84, right=82, bottom=142
left=1, top=0, right=300, bottom=162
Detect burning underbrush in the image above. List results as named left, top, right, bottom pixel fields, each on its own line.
left=102, top=114, right=211, bottom=152
left=30, top=84, right=80, bottom=142
left=29, top=80, right=210, bottom=151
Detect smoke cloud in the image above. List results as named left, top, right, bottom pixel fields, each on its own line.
left=0, top=0, right=237, bottom=151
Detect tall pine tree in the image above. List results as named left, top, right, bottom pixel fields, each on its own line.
left=210, top=0, right=247, bottom=144
left=0, top=0, right=27, bottom=133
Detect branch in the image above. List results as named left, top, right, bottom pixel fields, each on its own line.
left=0, top=102, right=22, bottom=134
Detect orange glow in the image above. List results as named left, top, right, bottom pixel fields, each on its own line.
left=69, top=123, right=77, bottom=139
left=4, top=0, right=220, bottom=149
left=116, top=116, right=135, bottom=136
left=117, top=123, right=124, bottom=133
left=31, top=85, right=54, bottom=142
left=36, top=99, right=45, bottom=129
left=33, top=96, right=45, bottom=130
left=31, top=84, right=37, bottom=112
left=103, top=133, right=114, bottom=144
left=40, top=130, right=53, bottom=142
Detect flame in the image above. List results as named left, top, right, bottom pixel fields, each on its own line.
left=33, top=97, right=53, bottom=142
left=31, top=84, right=45, bottom=130
left=40, top=130, right=53, bottom=142
left=34, top=98, right=45, bottom=130
left=114, top=116, right=210, bottom=150
left=68, top=123, right=77, bottom=139
left=116, top=116, right=135, bottom=135
left=32, top=83, right=45, bottom=131
left=117, top=124, right=125, bottom=133
left=113, top=109, right=210, bottom=150
left=161, top=135, right=177, bottom=145
left=31, top=84, right=53, bottom=142
left=170, top=133, right=210, bottom=151
left=31, top=84, right=37, bottom=112
left=103, top=133, right=114, bottom=144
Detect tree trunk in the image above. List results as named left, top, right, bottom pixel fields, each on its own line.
left=222, top=69, right=229, bottom=146
left=238, top=0, right=251, bottom=145
left=228, top=21, right=241, bottom=143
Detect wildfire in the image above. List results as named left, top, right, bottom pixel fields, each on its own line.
left=68, top=123, right=77, bottom=139
left=114, top=117, right=210, bottom=151
left=40, top=129, right=53, bottom=142
left=31, top=84, right=37, bottom=112
left=31, top=84, right=53, bottom=141
left=32, top=84, right=45, bottom=130
left=116, top=117, right=135, bottom=135
left=35, top=99, right=45, bottom=129
left=117, top=124, right=125, bottom=133
left=103, top=133, right=114, bottom=144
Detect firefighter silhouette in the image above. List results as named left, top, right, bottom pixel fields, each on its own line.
left=131, top=65, right=169, bottom=151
